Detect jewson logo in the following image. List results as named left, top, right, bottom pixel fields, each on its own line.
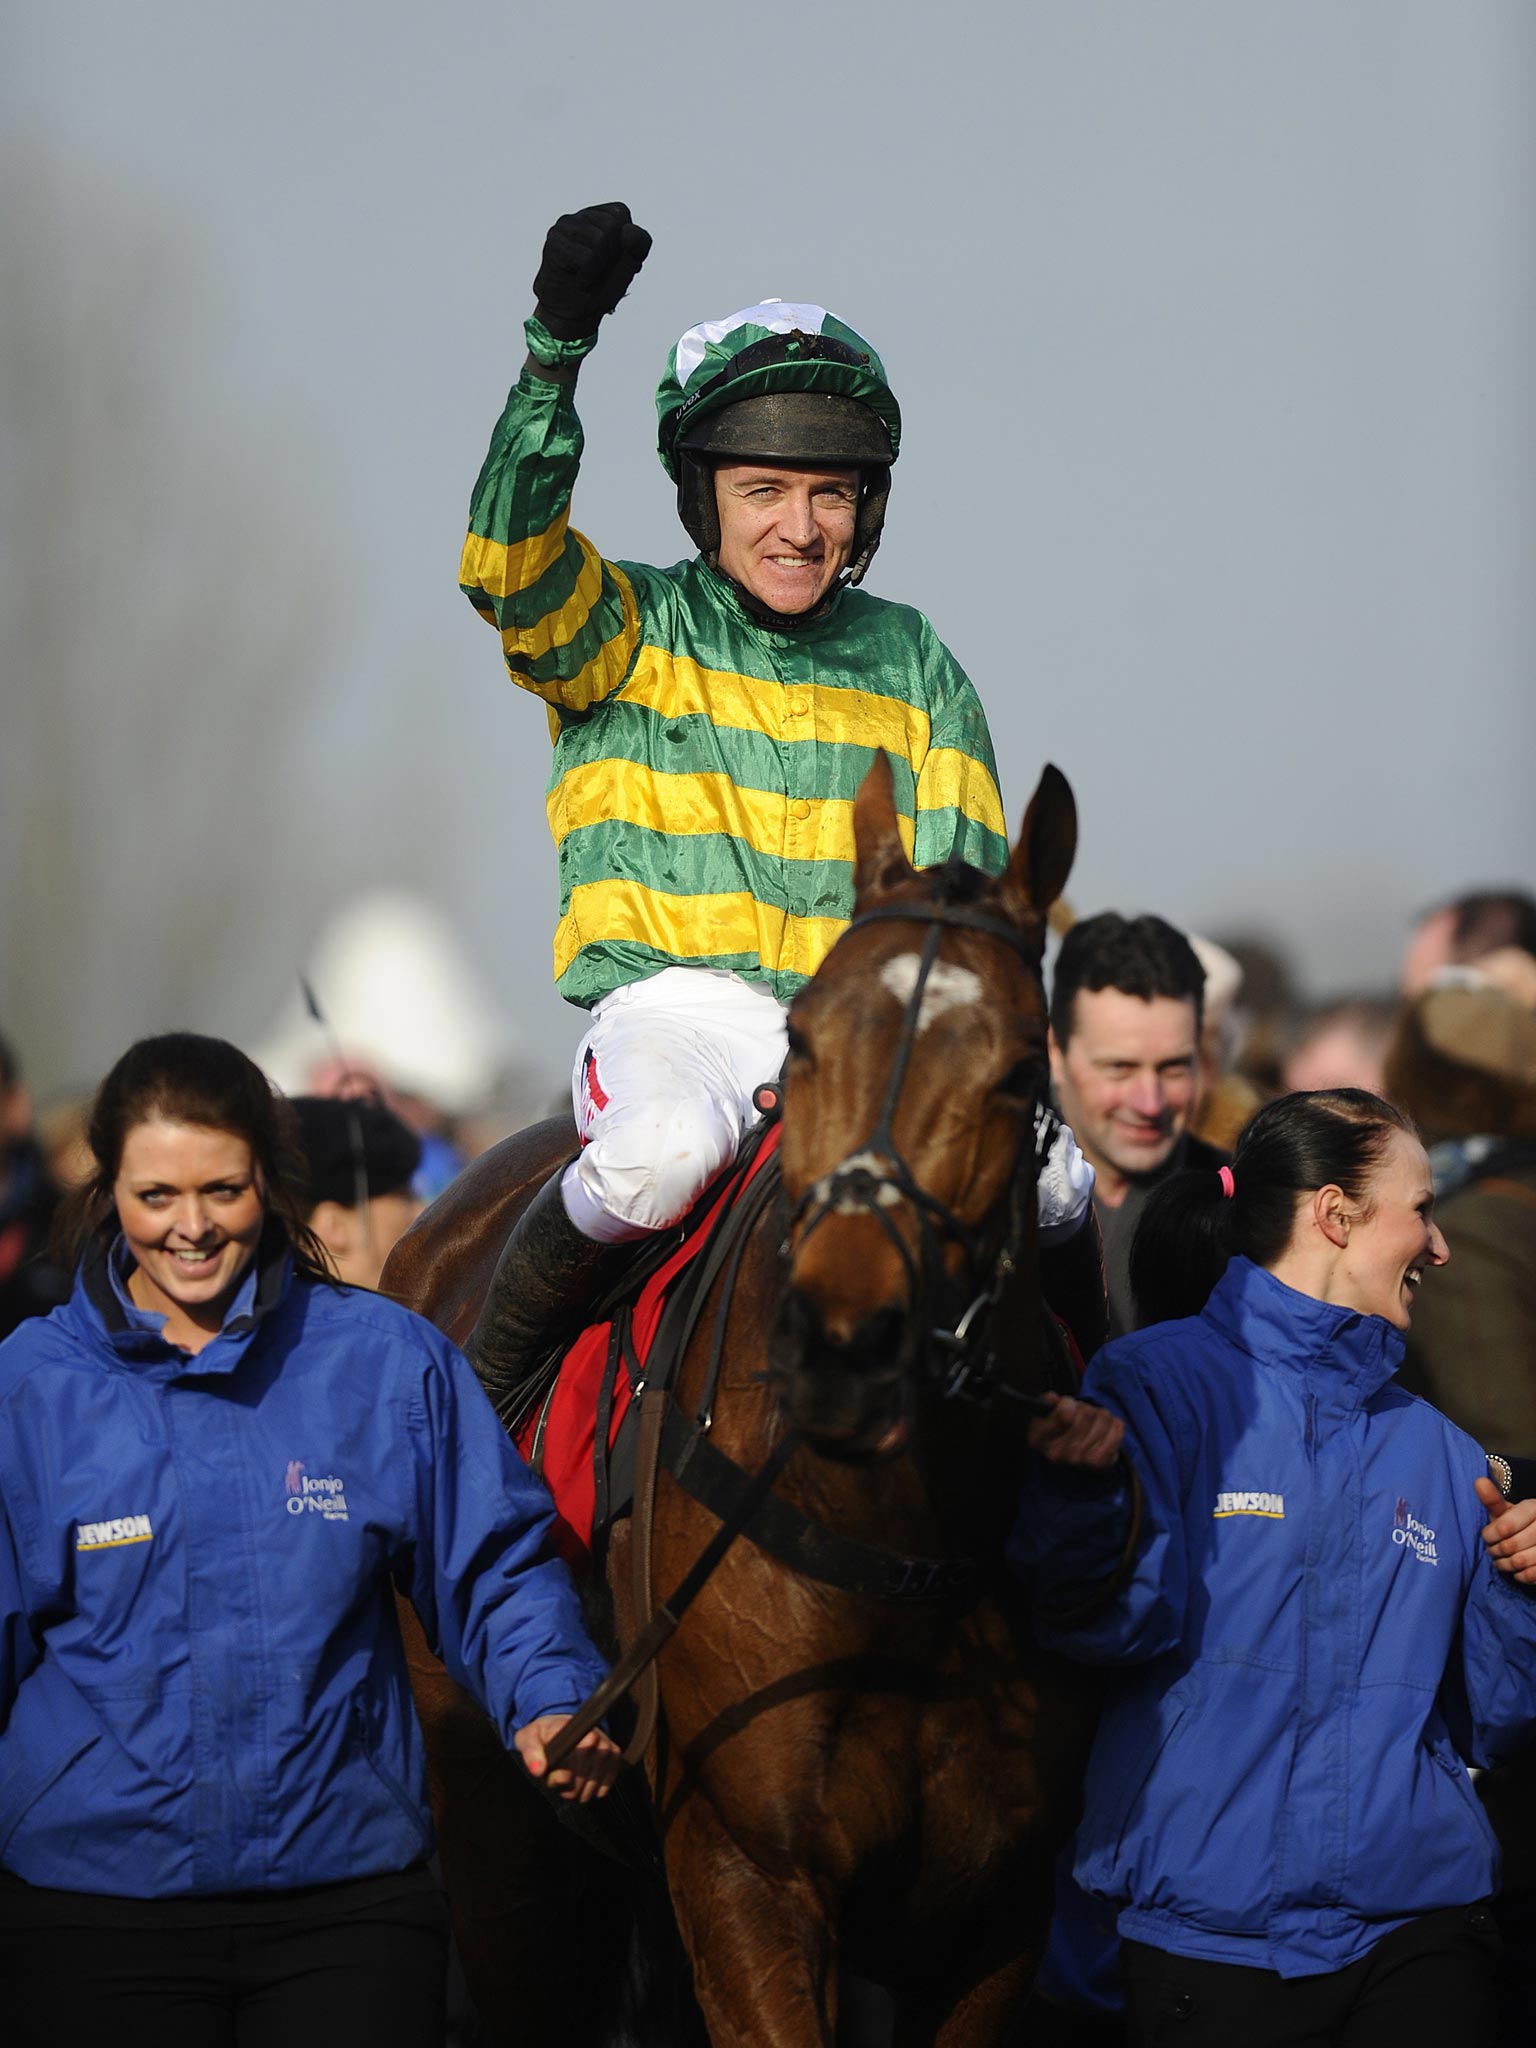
left=77, top=1513, right=154, bottom=1551
left=282, top=1463, right=350, bottom=1522
left=1213, top=1490, right=1286, bottom=1519
left=1392, top=1496, right=1438, bottom=1565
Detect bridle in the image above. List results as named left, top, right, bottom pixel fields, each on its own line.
left=785, top=894, right=1061, bottom=1411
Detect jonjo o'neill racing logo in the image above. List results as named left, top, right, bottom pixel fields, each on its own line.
left=1392, top=1496, right=1438, bottom=1565
left=283, top=1460, right=350, bottom=1522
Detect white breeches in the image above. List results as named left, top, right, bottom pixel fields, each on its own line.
left=560, top=968, right=790, bottom=1243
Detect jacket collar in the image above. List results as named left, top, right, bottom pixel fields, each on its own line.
left=1202, top=1256, right=1404, bottom=1406
left=694, top=556, right=849, bottom=640
left=77, top=1221, right=293, bottom=1376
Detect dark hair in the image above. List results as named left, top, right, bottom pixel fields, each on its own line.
left=1425, top=890, right=1536, bottom=963
left=1129, top=1089, right=1417, bottom=1326
left=0, top=1029, right=18, bottom=1094
left=1050, top=912, right=1206, bottom=1047
left=289, top=1095, right=422, bottom=1211
left=55, top=1033, right=334, bottom=1281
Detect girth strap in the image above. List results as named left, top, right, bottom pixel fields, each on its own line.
left=542, top=1425, right=801, bottom=1775
left=624, top=1383, right=672, bottom=1764
left=661, top=1403, right=979, bottom=1602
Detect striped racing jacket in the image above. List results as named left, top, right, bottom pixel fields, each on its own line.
left=460, top=367, right=1007, bottom=1007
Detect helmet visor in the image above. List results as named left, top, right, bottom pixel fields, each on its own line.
left=678, top=391, right=894, bottom=471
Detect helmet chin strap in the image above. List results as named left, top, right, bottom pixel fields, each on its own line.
left=709, top=559, right=853, bottom=631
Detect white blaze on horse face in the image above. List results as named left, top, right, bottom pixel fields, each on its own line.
left=879, top=953, right=984, bottom=1030
left=811, top=1152, right=905, bottom=1215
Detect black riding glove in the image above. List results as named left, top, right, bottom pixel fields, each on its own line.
left=533, top=202, right=652, bottom=341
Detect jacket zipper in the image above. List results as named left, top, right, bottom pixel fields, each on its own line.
left=1271, top=1389, right=1319, bottom=1930
left=351, top=1697, right=432, bottom=1857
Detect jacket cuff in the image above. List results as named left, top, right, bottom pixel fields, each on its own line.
left=524, top=314, right=600, bottom=367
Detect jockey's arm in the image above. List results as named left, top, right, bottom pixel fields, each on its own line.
left=459, top=341, right=642, bottom=721
left=459, top=203, right=650, bottom=721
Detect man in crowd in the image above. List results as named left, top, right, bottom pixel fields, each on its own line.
left=1401, top=888, right=1536, bottom=996
left=1049, top=912, right=1225, bottom=1340
left=1030, top=913, right=1226, bottom=2041
left=1281, top=995, right=1396, bottom=1096
left=289, top=1095, right=423, bottom=1293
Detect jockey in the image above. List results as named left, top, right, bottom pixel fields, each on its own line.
left=460, top=202, right=1100, bottom=1411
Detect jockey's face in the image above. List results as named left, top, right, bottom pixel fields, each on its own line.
left=714, top=463, right=860, bottom=614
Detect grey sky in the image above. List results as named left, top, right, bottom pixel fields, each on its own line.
left=4, top=2, right=1533, bottom=1099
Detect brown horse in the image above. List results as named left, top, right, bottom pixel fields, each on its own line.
left=385, top=757, right=1100, bottom=2047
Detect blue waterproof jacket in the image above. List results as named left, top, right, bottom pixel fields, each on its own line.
left=1010, top=1257, right=1536, bottom=1978
left=0, top=1237, right=610, bottom=1898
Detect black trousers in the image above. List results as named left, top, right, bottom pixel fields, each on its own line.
left=0, top=1879, right=449, bottom=2048
left=1121, top=1903, right=1500, bottom=2048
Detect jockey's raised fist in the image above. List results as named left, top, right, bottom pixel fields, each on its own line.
left=533, top=202, right=652, bottom=340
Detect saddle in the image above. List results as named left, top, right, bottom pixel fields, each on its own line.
left=516, top=1119, right=783, bottom=1574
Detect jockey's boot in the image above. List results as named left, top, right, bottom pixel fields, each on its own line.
left=467, top=1171, right=632, bottom=1428
left=1039, top=1209, right=1110, bottom=1366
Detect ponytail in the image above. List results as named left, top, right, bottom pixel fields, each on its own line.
left=1130, top=1089, right=1416, bottom=1325
left=1130, top=1166, right=1241, bottom=1327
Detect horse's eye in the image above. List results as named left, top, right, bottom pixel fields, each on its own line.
left=998, top=1059, right=1044, bottom=1103
left=786, top=1026, right=812, bottom=1065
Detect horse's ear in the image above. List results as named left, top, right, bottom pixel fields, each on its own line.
left=997, top=763, right=1077, bottom=929
left=852, top=752, right=916, bottom=904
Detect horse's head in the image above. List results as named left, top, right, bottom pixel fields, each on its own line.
left=771, top=756, right=1076, bottom=1461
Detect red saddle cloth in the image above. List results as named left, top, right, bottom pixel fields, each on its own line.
left=514, top=1125, right=782, bottom=1573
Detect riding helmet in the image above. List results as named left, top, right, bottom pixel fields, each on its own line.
left=655, top=301, right=901, bottom=587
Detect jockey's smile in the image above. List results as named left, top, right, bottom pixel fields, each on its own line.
left=713, top=462, right=860, bottom=615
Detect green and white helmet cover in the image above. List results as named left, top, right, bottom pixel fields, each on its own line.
left=655, top=300, right=901, bottom=481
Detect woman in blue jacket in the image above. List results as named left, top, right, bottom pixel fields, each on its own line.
left=1013, top=1088, right=1536, bottom=2047
left=0, top=1032, right=618, bottom=2046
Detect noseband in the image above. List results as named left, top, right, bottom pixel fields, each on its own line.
left=787, top=897, right=1055, bottom=1408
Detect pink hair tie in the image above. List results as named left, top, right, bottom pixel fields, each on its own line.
left=1218, top=1166, right=1236, bottom=1199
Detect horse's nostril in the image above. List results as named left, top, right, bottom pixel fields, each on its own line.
left=775, top=1291, right=909, bottom=1375
left=809, top=1296, right=900, bottom=1358
left=843, top=1304, right=907, bottom=1369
